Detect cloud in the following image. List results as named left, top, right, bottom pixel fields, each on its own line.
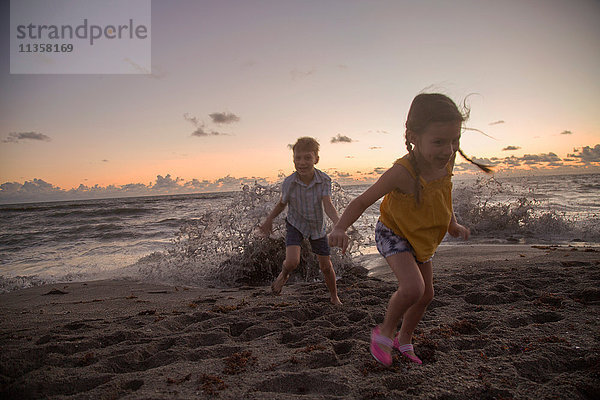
left=2, top=131, right=52, bottom=143
left=568, top=144, right=600, bottom=163
left=560, top=130, right=573, bottom=135
left=0, top=174, right=272, bottom=204
left=192, top=127, right=222, bottom=137
left=290, top=68, right=315, bottom=80
left=489, top=120, right=505, bottom=125
left=455, top=145, right=600, bottom=172
left=502, top=146, right=521, bottom=151
left=368, top=130, right=389, bottom=134
left=153, top=174, right=183, bottom=191
left=522, top=152, right=561, bottom=164
left=503, top=156, right=522, bottom=167
left=331, top=171, right=351, bottom=178
left=124, top=57, right=150, bottom=74
left=453, top=152, right=562, bottom=171
left=240, top=60, right=256, bottom=68
left=123, top=58, right=167, bottom=79
left=0, top=179, right=64, bottom=200
left=330, top=134, right=353, bottom=144
left=183, top=113, right=226, bottom=137
left=455, top=153, right=561, bottom=170
left=209, top=112, right=240, bottom=124
left=183, top=113, right=201, bottom=126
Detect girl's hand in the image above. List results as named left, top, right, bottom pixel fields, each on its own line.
left=448, top=221, right=470, bottom=240
left=328, top=227, right=350, bottom=254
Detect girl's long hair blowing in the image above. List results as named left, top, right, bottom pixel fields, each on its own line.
left=405, top=93, right=492, bottom=203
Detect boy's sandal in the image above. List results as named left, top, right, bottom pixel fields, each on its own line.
left=370, top=326, right=393, bottom=367
left=393, top=338, right=423, bottom=365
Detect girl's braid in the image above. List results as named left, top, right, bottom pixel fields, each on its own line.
left=457, top=148, right=493, bottom=173
left=405, top=136, right=422, bottom=204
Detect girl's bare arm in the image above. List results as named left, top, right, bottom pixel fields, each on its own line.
left=329, top=164, right=409, bottom=252
left=447, top=154, right=469, bottom=240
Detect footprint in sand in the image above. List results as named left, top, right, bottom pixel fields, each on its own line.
left=241, top=322, right=291, bottom=341
left=229, top=322, right=253, bottom=337
left=530, top=311, right=564, bottom=324
left=122, top=379, right=144, bottom=392
left=347, top=308, right=369, bottom=322
left=506, top=310, right=563, bottom=328
left=332, top=340, right=353, bottom=356
left=184, top=331, right=228, bottom=347
left=464, top=291, right=521, bottom=305
left=255, top=372, right=350, bottom=396
left=514, top=357, right=554, bottom=383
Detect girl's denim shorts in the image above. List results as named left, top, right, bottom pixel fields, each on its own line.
left=374, top=220, right=431, bottom=264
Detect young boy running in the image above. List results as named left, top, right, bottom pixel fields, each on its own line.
left=259, top=137, right=342, bottom=305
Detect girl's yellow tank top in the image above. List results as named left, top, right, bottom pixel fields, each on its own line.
left=378, top=157, right=453, bottom=262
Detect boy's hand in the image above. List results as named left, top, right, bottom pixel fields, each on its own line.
left=258, top=220, right=273, bottom=237
left=328, top=227, right=349, bottom=254
left=448, top=221, right=470, bottom=240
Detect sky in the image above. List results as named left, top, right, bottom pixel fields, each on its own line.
left=1, top=0, right=600, bottom=203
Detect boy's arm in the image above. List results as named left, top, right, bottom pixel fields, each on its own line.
left=322, top=196, right=339, bottom=225
left=259, top=198, right=286, bottom=236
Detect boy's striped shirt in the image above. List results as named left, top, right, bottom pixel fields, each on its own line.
left=281, top=168, right=332, bottom=239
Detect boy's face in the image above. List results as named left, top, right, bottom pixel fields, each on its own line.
left=293, top=149, right=319, bottom=179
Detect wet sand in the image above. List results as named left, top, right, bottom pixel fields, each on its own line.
left=1, top=244, right=599, bottom=399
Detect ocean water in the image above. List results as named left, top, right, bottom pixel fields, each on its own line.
left=1, top=173, right=599, bottom=293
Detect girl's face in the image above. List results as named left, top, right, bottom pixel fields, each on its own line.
left=411, top=121, right=461, bottom=171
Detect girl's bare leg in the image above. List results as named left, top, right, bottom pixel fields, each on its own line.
left=272, top=245, right=300, bottom=294
left=317, top=255, right=342, bottom=305
left=397, top=260, right=434, bottom=357
left=378, top=252, right=425, bottom=351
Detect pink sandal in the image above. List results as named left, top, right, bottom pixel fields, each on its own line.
left=393, top=336, right=422, bottom=364
left=370, top=326, right=393, bottom=366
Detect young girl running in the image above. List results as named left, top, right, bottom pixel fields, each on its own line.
left=328, top=93, right=491, bottom=366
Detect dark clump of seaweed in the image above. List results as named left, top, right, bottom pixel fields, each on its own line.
left=217, top=182, right=364, bottom=286
left=223, top=350, right=257, bottom=375
left=214, top=234, right=358, bottom=287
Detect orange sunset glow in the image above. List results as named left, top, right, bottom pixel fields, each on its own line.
left=1, top=0, right=599, bottom=203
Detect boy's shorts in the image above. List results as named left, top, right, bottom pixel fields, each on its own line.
left=375, top=220, right=431, bottom=264
left=285, top=219, right=330, bottom=256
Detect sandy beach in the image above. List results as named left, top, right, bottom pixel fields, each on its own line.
left=1, top=244, right=599, bottom=399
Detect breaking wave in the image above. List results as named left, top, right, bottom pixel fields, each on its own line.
left=123, top=182, right=366, bottom=288
left=452, top=176, right=600, bottom=243
left=2, top=173, right=598, bottom=293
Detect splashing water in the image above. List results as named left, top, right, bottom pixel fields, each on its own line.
left=128, top=181, right=364, bottom=288
left=452, top=176, right=600, bottom=243
left=3, top=173, right=597, bottom=293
